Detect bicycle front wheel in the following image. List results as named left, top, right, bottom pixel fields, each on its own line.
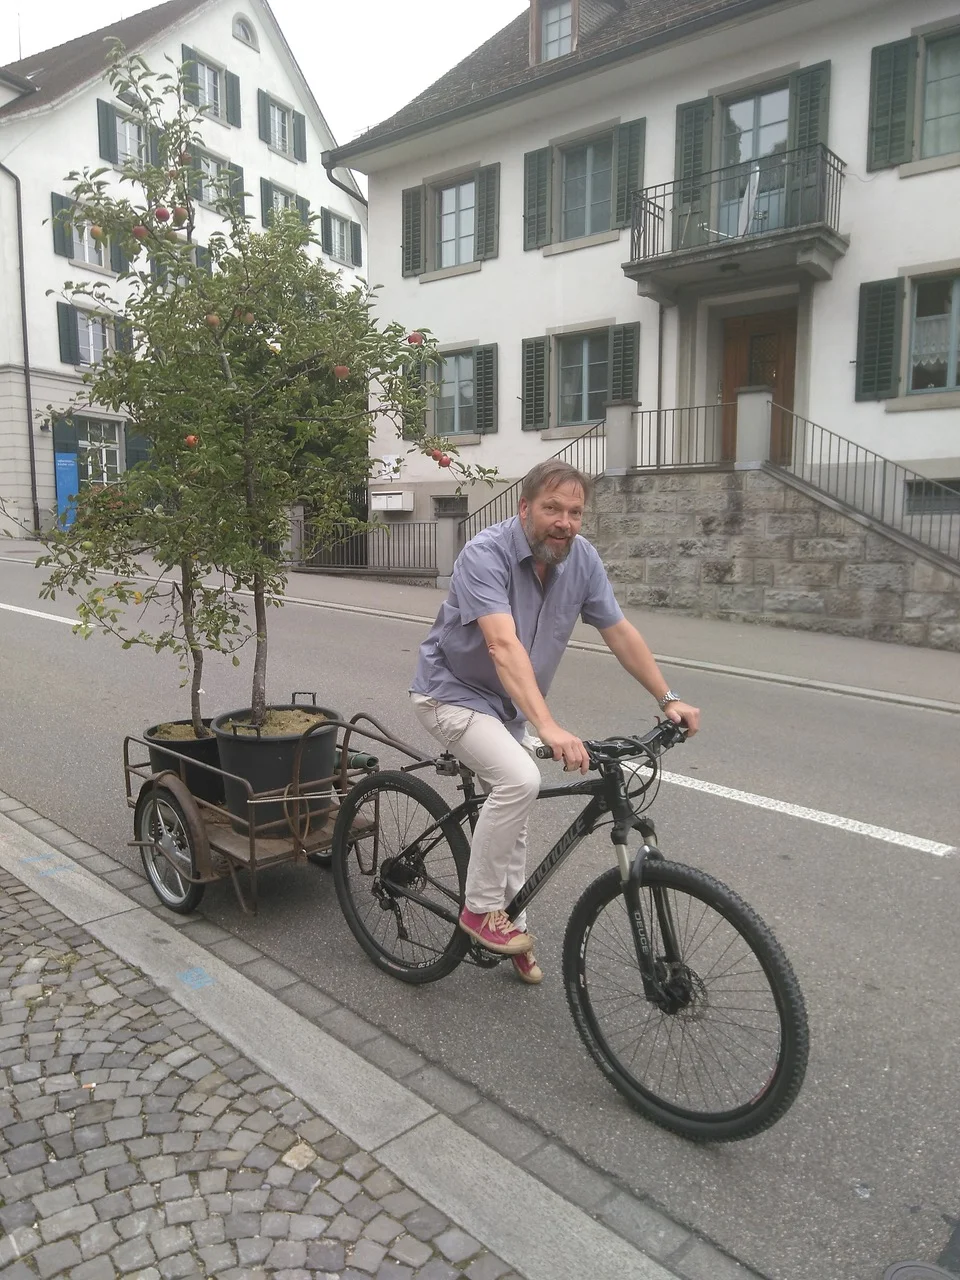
left=331, top=771, right=470, bottom=984
left=563, top=863, right=808, bottom=1141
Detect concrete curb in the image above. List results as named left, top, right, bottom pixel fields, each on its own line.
left=0, top=796, right=766, bottom=1280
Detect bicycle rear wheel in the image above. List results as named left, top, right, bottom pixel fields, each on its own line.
left=563, top=862, right=808, bottom=1141
left=331, top=771, right=470, bottom=984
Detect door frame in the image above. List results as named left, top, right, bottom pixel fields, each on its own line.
left=721, top=307, right=798, bottom=460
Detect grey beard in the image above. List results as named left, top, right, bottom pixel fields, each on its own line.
left=523, top=515, right=573, bottom=565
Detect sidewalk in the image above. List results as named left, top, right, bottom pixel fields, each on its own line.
left=0, top=810, right=755, bottom=1280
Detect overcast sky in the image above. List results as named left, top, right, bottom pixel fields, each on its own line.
left=0, top=0, right=528, bottom=146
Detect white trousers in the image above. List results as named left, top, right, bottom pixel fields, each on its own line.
left=410, top=695, right=541, bottom=927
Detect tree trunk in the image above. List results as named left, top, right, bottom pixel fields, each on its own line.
left=251, top=569, right=268, bottom=726
left=180, top=558, right=208, bottom=738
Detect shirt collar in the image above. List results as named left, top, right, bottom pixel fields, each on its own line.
left=509, top=515, right=535, bottom=563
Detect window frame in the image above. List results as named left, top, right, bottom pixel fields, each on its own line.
left=196, top=150, right=226, bottom=206
left=559, top=134, right=614, bottom=241
left=436, top=349, right=478, bottom=436
left=920, top=29, right=960, bottom=161
left=540, top=0, right=574, bottom=63
left=195, top=56, right=223, bottom=118
left=328, top=211, right=350, bottom=264
left=72, top=221, right=107, bottom=270
left=908, top=273, right=960, bottom=394
left=271, top=183, right=297, bottom=215
left=115, top=113, right=146, bottom=165
left=436, top=177, right=477, bottom=268
left=76, top=312, right=112, bottom=368
left=268, top=99, right=290, bottom=153
left=556, top=329, right=611, bottom=427
left=76, top=417, right=122, bottom=487
left=232, top=14, right=259, bottom=49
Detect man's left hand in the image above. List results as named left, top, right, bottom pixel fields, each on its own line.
left=663, top=701, right=700, bottom=736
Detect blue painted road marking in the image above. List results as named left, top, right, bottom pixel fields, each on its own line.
left=178, top=967, right=215, bottom=990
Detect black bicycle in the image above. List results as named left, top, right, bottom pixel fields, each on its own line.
left=330, top=720, right=808, bottom=1142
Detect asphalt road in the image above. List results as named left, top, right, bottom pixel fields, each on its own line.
left=1, top=554, right=959, bottom=1280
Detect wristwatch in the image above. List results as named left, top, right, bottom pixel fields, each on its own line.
left=657, top=689, right=682, bottom=710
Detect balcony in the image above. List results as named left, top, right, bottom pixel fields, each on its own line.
left=625, top=144, right=849, bottom=304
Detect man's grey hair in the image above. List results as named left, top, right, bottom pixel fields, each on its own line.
left=519, top=459, right=591, bottom=505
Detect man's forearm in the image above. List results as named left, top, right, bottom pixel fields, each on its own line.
left=487, top=635, right=556, bottom=733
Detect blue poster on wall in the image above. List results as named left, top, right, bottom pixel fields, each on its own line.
left=54, top=453, right=79, bottom=527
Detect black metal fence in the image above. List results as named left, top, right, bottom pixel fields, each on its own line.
left=636, top=405, right=732, bottom=468
left=631, top=143, right=846, bottom=262
left=770, top=406, right=960, bottom=563
left=459, top=421, right=605, bottom=544
left=301, top=521, right=438, bottom=573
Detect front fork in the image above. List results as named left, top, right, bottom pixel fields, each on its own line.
left=611, top=790, right=679, bottom=1006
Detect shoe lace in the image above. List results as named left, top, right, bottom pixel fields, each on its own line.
left=487, top=910, right=520, bottom=937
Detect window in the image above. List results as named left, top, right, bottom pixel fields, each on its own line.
left=718, top=86, right=790, bottom=237
left=542, top=1, right=573, bottom=61
left=196, top=59, right=221, bottom=116
left=78, top=314, right=110, bottom=367
left=198, top=153, right=223, bottom=204
left=910, top=276, right=960, bottom=392
left=273, top=185, right=296, bottom=214
left=77, top=419, right=121, bottom=486
left=438, top=353, right=476, bottom=434
left=561, top=138, right=612, bottom=239
left=116, top=115, right=145, bottom=164
left=321, top=208, right=363, bottom=267
left=922, top=33, right=960, bottom=158
left=258, top=90, right=306, bottom=160
left=260, top=179, right=308, bottom=227
left=74, top=223, right=106, bottom=268
left=438, top=180, right=476, bottom=267
left=233, top=15, right=258, bottom=48
left=329, top=213, right=348, bottom=262
left=558, top=332, right=609, bottom=424
left=905, top=477, right=960, bottom=515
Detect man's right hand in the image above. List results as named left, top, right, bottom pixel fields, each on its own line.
left=539, top=723, right=591, bottom=774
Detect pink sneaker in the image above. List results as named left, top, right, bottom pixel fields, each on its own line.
left=459, top=908, right=532, bottom=955
left=512, top=952, right=543, bottom=985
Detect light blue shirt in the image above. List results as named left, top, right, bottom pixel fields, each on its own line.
left=411, top=516, right=624, bottom=738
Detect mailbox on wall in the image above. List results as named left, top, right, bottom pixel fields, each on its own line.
left=370, top=490, right=414, bottom=512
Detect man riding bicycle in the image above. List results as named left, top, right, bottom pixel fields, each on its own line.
left=411, top=459, right=700, bottom=984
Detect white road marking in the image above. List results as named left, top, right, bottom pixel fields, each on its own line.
left=0, top=602, right=76, bottom=626
left=660, top=769, right=957, bottom=857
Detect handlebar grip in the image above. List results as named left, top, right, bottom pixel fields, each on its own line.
left=535, top=745, right=554, bottom=759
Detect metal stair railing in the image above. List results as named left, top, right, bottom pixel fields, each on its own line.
left=458, top=421, right=605, bottom=544
left=769, top=404, right=960, bottom=563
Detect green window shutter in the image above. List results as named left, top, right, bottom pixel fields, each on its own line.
left=150, top=255, right=168, bottom=288
left=295, top=195, right=310, bottom=225
left=868, top=39, right=918, bottom=171
left=225, top=71, right=241, bottom=127
left=674, top=98, right=713, bottom=248
left=401, top=186, right=425, bottom=276
left=614, top=118, right=645, bottom=228
left=57, top=302, right=80, bottom=365
left=475, top=163, right=500, bottom=260
left=856, top=279, right=904, bottom=401
left=788, top=62, right=831, bottom=151
left=115, top=318, right=133, bottom=353
left=195, top=245, right=212, bottom=274
left=474, top=345, right=499, bottom=434
left=97, top=100, right=118, bottom=164
left=320, top=208, right=333, bottom=254
left=124, top=427, right=151, bottom=470
left=521, top=336, right=550, bottom=430
left=148, top=127, right=161, bottom=168
left=110, top=237, right=129, bottom=274
left=292, top=111, right=307, bottom=161
left=228, top=163, right=245, bottom=213
left=257, top=89, right=270, bottom=143
left=260, top=178, right=274, bottom=227
left=523, top=148, right=552, bottom=250
left=52, top=414, right=78, bottom=454
left=181, top=45, right=199, bottom=106
left=189, top=152, right=204, bottom=201
left=350, top=220, right=363, bottom=267
left=609, top=324, right=640, bottom=403
left=51, top=193, right=74, bottom=257
left=402, top=361, right=426, bottom=441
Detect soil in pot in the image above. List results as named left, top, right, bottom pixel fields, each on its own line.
left=212, top=704, right=340, bottom=837
left=144, top=720, right=224, bottom=806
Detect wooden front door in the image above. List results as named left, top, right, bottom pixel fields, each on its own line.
left=721, top=309, right=797, bottom=462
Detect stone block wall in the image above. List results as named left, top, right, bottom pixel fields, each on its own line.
left=586, top=467, right=960, bottom=651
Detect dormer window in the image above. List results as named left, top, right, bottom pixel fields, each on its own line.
left=542, top=1, right=573, bottom=61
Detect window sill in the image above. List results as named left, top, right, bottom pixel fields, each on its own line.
left=885, top=390, right=960, bottom=412
left=542, top=228, right=622, bottom=257
left=268, top=144, right=298, bottom=164
left=68, top=259, right=115, bottom=278
left=440, top=433, right=482, bottom=447
left=419, top=260, right=482, bottom=284
left=542, top=423, right=605, bottom=440
left=900, top=151, right=960, bottom=178
left=201, top=111, right=233, bottom=131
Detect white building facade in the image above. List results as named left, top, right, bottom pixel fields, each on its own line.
left=0, top=0, right=366, bottom=536
left=328, top=0, right=960, bottom=530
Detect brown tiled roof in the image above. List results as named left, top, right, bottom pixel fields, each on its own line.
left=0, top=0, right=210, bottom=119
left=329, top=0, right=784, bottom=161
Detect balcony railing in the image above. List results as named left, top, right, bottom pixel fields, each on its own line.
left=770, top=406, right=960, bottom=563
left=631, top=143, right=846, bottom=263
left=635, top=405, right=732, bottom=469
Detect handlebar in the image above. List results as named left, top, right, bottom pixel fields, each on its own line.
left=534, top=719, right=687, bottom=767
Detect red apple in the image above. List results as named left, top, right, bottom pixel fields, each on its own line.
left=407, top=332, right=424, bottom=346
left=132, top=224, right=149, bottom=241
left=439, top=455, right=451, bottom=468
left=205, top=313, right=221, bottom=329
left=430, top=449, right=442, bottom=461
left=333, top=365, right=350, bottom=380
left=154, top=206, right=170, bottom=222
left=89, top=225, right=105, bottom=241
left=184, top=434, right=198, bottom=448
left=243, top=311, right=255, bottom=324
left=172, top=207, right=188, bottom=226
left=180, top=151, right=191, bottom=164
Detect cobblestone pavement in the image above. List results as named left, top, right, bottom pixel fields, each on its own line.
left=0, top=868, right=519, bottom=1280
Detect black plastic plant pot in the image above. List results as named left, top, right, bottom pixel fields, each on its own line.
left=144, top=720, right=224, bottom=806
left=211, top=705, right=340, bottom=837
